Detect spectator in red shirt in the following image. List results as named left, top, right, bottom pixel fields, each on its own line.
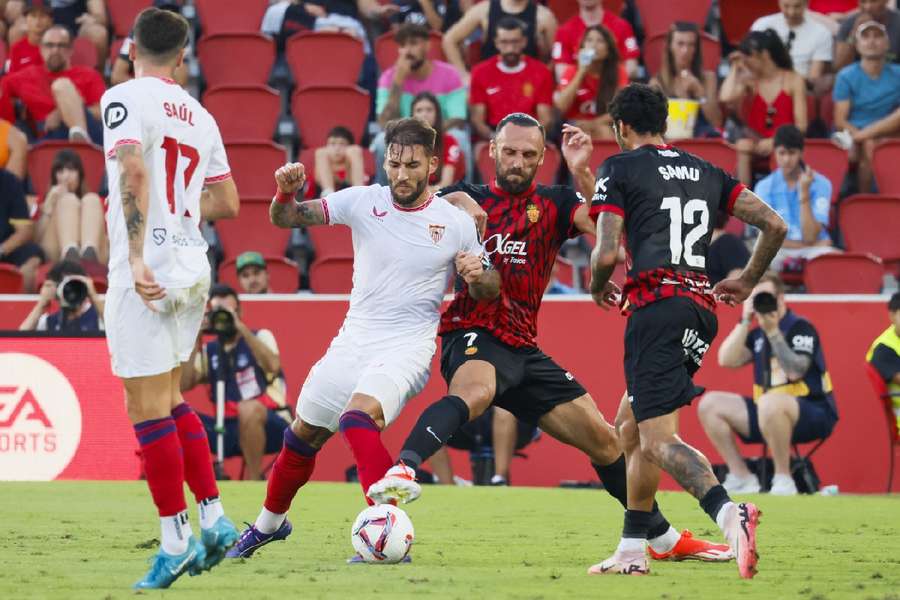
left=0, top=25, right=106, bottom=144
left=469, top=17, right=553, bottom=140
left=7, top=5, right=51, bottom=73
left=552, top=0, right=639, bottom=80
left=554, top=25, right=627, bottom=140
left=411, top=91, right=466, bottom=189
left=305, top=126, right=368, bottom=199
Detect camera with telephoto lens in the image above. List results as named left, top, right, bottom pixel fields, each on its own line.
left=752, top=291, right=778, bottom=315
left=205, top=307, right=237, bottom=339
left=57, top=276, right=88, bottom=310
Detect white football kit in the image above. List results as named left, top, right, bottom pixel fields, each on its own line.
left=298, top=185, right=484, bottom=431
left=101, top=76, right=232, bottom=378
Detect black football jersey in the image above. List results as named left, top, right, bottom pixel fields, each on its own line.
left=589, top=144, right=745, bottom=311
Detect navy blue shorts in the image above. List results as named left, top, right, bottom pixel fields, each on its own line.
left=738, top=396, right=837, bottom=444
left=199, top=407, right=289, bottom=458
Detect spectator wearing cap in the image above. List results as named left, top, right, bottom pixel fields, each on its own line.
left=236, top=251, right=270, bottom=295
left=8, top=5, right=52, bottom=73
left=751, top=0, right=834, bottom=93
left=834, top=18, right=900, bottom=192
left=752, top=124, right=837, bottom=272
left=0, top=25, right=105, bottom=144
left=834, top=0, right=900, bottom=70
left=469, top=17, right=554, bottom=140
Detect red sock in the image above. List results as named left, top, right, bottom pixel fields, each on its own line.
left=134, top=417, right=187, bottom=516
left=339, top=410, right=394, bottom=505
left=172, top=403, right=219, bottom=502
left=263, top=428, right=317, bottom=514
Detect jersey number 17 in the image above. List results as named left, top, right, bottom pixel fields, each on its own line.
left=161, top=136, right=199, bottom=216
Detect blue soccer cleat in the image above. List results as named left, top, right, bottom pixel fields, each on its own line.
left=133, top=536, right=206, bottom=589
left=195, top=515, right=240, bottom=573
left=225, top=519, right=292, bottom=559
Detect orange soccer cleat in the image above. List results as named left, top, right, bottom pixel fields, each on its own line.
left=648, top=529, right=734, bottom=562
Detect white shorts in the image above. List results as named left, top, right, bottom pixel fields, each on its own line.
left=105, top=278, right=210, bottom=378
left=297, top=329, right=435, bottom=432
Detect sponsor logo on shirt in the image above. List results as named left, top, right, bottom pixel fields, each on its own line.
left=104, top=102, right=128, bottom=129
left=152, top=228, right=166, bottom=246
left=486, top=86, right=501, bottom=95
left=792, top=335, right=814, bottom=353
left=484, top=233, right=528, bottom=265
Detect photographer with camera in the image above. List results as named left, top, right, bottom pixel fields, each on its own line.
left=697, top=272, right=838, bottom=495
left=180, top=284, right=290, bottom=480
left=19, top=259, right=103, bottom=332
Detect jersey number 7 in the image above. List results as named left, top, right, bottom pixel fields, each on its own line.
left=161, top=136, right=199, bottom=215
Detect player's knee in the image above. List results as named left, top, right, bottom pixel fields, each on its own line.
left=290, top=418, right=331, bottom=449
left=697, top=393, right=724, bottom=424
left=637, top=432, right=667, bottom=465
left=454, top=384, right=494, bottom=418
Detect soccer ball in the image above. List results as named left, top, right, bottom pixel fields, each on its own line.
left=350, top=504, right=414, bottom=564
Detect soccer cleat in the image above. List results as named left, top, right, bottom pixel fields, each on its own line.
left=769, top=474, right=798, bottom=496
left=225, top=519, right=293, bottom=559
left=724, top=502, right=762, bottom=579
left=723, top=472, right=762, bottom=494
left=587, top=550, right=649, bottom=576
left=195, top=515, right=240, bottom=573
left=647, top=529, right=734, bottom=562
left=133, top=536, right=206, bottom=589
left=346, top=553, right=412, bottom=564
left=366, top=463, right=421, bottom=505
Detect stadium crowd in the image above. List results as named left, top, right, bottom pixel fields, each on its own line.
left=0, top=0, right=897, bottom=297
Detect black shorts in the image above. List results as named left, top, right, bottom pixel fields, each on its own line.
left=1, top=242, right=44, bottom=268
left=199, top=408, right=289, bottom=459
left=738, top=396, right=837, bottom=444
left=625, top=297, right=718, bottom=422
left=440, top=328, right=587, bottom=426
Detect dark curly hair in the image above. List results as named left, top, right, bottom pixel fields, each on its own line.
left=608, top=83, right=669, bottom=136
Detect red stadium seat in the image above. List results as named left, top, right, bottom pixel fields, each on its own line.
left=309, top=256, right=354, bottom=293
left=291, top=86, right=370, bottom=149
left=297, top=148, right=376, bottom=189
left=219, top=255, right=300, bottom=293
left=224, top=141, right=287, bottom=198
left=476, top=143, right=560, bottom=186
left=635, top=0, right=711, bottom=39
left=107, top=0, right=152, bottom=38
left=803, top=140, right=848, bottom=205
left=203, top=85, right=281, bottom=142
left=864, top=362, right=900, bottom=492
left=28, top=141, right=105, bottom=200
left=197, top=33, right=275, bottom=87
left=872, top=140, right=900, bottom=195
left=817, top=93, right=835, bottom=132
left=307, top=225, right=353, bottom=261
left=803, top=253, right=884, bottom=293
left=642, top=32, right=721, bottom=78
left=839, top=194, right=900, bottom=274
left=194, top=0, right=270, bottom=35
left=71, top=35, right=97, bottom=68
left=720, top=0, right=779, bottom=47
left=0, top=264, right=23, bottom=293
left=675, top=139, right=738, bottom=174
left=215, top=198, right=291, bottom=259
left=286, top=32, right=366, bottom=88
left=374, top=30, right=445, bottom=72
left=588, top=140, right=621, bottom=174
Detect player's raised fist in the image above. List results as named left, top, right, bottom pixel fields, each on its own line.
left=275, top=162, right=306, bottom=194
left=455, top=251, right=484, bottom=284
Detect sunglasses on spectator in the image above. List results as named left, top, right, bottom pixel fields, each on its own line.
left=765, top=106, right=777, bottom=130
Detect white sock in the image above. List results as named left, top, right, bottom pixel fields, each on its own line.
left=648, top=526, right=681, bottom=554
left=160, top=511, right=192, bottom=555
left=615, top=537, right=646, bottom=555
left=715, top=501, right=736, bottom=533
left=199, top=497, right=225, bottom=529
left=255, top=507, right=286, bottom=534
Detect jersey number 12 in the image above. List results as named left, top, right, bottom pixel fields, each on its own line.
left=161, top=136, right=199, bottom=215
left=660, top=196, right=709, bottom=269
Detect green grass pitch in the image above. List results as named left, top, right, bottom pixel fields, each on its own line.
left=1, top=482, right=899, bottom=599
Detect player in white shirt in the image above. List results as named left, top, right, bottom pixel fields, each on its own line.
left=226, top=118, right=498, bottom=561
left=100, top=8, right=241, bottom=589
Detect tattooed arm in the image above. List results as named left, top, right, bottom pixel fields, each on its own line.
left=766, top=330, right=813, bottom=380
left=269, top=162, right=328, bottom=228
left=589, top=211, right=624, bottom=309
left=713, top=188, right=787, bottom=305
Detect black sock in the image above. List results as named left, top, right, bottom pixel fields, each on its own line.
left=594, top=456, right=671, bottom=539
left=398, top=395, right=469, bottom=470
left=646, top=505, right=671, bottom=540
left=623, top=509, right=653, bottom=539
left=699, top=485, right=732, bottom=524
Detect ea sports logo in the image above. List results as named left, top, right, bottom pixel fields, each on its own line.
left=0, top=353, right=82, bottom=480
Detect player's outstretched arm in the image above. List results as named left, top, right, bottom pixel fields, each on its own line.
left=269, top=162, right=328, bottom=228
left=201, top=178, right=239, bottom=221
left=713, top=188, right=788, bottom=305
left=589, top=211, right=624, bottom=309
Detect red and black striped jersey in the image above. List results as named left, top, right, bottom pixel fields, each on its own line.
left=439, top=180, right=583, bottom=347
left=589, top=144, right=745, bottom=312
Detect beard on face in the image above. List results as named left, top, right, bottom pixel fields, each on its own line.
left=495, top=164, right=536, bottom=196
left=500, top=51, right=520, bottom=67
left=46, top=54, right=66, bottom=72
left=390, top=176, right=428, bottom=206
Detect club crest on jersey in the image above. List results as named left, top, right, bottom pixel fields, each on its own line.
left=428, top=224, right=446, bottom=244
left=526, top=203, right=540, bottom=223
left=465, top=346, right=478, bottom=356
